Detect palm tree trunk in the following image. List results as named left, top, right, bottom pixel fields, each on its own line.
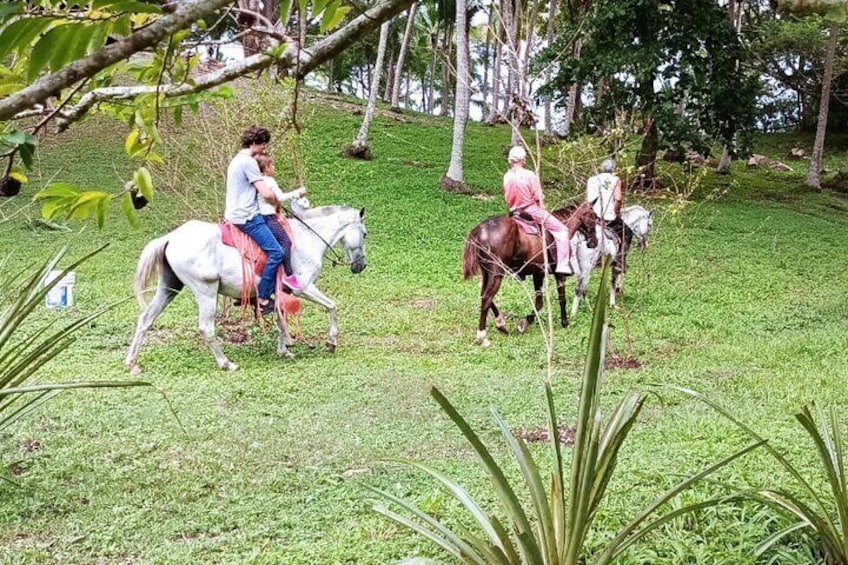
left=444, top=0, right=470, bottom=187
left=543, top=0, right=558, bottom=134
left=391, top=3, right=417, bottom=109
left=346, top=20, right=391, bottom=159
left=440, top=22, right=454, bottom=116
left=490, top=0, right=504, bottom=121
left=806, top=21, right=838, bottom=189
left=383, top=51, right=395, bottom=101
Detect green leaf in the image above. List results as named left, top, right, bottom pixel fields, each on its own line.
left=322, top=4, right=350, bottom=31
left=134, top=166, right=154, bottom=201
left=93, top=0, right=163, bottom=14
left=279, top=0, right=293, bottom=22
left=125, top=128, right=142, bottom=156
left=312, top=0, right=330, bottom=15
left=69, top=190, right=111, bottom=220
left=0, top=2, right=23, bottom=25
left=122, top=192, right=140, bottom=228
left=18, top=142, right=35, bottom=170
left=0, top=17, right=53, bottom=61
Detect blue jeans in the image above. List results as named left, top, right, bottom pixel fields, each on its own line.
left=235, top=215, right=284, bottom=300
left=262, top=214, right=293, bottom=276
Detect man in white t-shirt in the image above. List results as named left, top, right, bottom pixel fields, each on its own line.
left=586, top=159, right=628, bottom=250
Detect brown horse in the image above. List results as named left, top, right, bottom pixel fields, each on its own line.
left=462, top=204, right=596, bottom=346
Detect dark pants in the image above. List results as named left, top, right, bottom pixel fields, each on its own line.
left=235, top=215, right=284, bottom=300
left=263, top=214, right=293, bottom=276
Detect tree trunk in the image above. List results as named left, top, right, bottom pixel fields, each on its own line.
left=427, top=32, right=438, bottom=114
left=391, top=3, right=417, bottom=109
left=504, top=0, right=521, bottom=144
left=346, top=20, right=391, bottom=160
left=806, top=21, right=838, bottom=189
left=440, top=23, right=454, bottom=116
left=635, top=119, right=657, bottom=188
left=543, top=0, right=558, bottom=134
left=717, top=146, right=732, bottom=174
left=562, top=38, right=582, bottom=135
left=636, top=75, right=658, bottom=188
left=443, top=0, right=471, bottom=189
left=489, top=0, right=503, bottom=121
left=481, top=7, right=494, bottom=122
left=383, top=51, right=395, bottom=101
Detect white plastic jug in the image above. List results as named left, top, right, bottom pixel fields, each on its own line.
left=45, top=270, right=75, bottom=309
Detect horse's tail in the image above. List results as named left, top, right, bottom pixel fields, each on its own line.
left=134, top=235, right=169, bottom=308
left=462, top=231, right=481, bottom=279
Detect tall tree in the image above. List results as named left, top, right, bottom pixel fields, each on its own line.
left=807, top=21, right=839, bottom=188
left=546, top=0, right=758, bottom=187
left=391, top=3, right=419, bottom=109
left=345, top=20, right=391, bottom=160
left=442, top=0, right=471, bottom=191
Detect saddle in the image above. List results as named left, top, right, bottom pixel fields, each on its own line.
left=219, top=218, right=300, bottom=322
left=510, top=211, right=541, bottom=235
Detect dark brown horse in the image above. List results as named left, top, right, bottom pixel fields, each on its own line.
left=462, top=204, right=596, bottom=346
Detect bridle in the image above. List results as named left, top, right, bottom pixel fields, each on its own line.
left=286, top=207, right=357, bottom=268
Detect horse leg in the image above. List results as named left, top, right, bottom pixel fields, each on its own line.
left=490, top=302, right=508, bottom=334
left=517, top=273, right=544, bottom=334
left=556, top=274, right=569, bottom=328
left=189, top=281, right=238, bottom=371
left=571, top=246, right=595, bottom=318
left=275, top=308, right=295, bottom=359
left=481, top=271, right=507, bottom=334
left=477, top=272, right=504, bottom=347
left=297, top=284, right=339, bottom=353
left=125, top=278, right=183, bottom=375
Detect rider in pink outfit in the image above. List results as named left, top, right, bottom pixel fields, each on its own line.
left=503, top=146, right=572, bottom=274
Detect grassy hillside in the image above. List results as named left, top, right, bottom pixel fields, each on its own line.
left=1, top=84, right=847, bottom=563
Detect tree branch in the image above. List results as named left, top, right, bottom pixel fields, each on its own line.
left=0, top=0, right=236, bottom=122
left=53, top=0, right=414, bottom=128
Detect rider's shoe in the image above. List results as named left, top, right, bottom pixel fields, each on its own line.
left=259, top=300, right=277, bottom=316
left=282, top=274, right=302, bottom=291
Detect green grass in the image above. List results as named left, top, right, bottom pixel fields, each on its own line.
left=1, top=85, right=847, bottom=563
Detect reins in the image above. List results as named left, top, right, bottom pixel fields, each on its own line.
left=284, top=206, right=349, bottom=267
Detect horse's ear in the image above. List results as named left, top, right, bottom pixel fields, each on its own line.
left=359, top=207, right=366, bottom=219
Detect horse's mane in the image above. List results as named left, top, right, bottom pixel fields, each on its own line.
left=295, top=205, right=354, bottom=220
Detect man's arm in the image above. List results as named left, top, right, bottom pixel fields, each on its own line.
left=253, top=179, right=277, bottom=204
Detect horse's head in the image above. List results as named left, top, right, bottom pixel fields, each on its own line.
left=340, top=207, right=367, bottom=274
left=624, top=206, right=653, bottom=250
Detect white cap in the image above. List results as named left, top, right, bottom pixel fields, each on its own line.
left=508, top=146, right=527, bottom=163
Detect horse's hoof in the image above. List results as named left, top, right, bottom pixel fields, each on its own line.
left=326, top=342, right=337, bottom=353
left=561, top=321, right=569, bottom=328
left=479, top=338, right=492, bottom=348
left=278, top=350, right=295, bottom=360
left=129, top=364, right=143, bottom=376
left=517, top=320, right=528, bottom=334
left=496, top=324, right=509, bottom=335
left=221, top=361, right=240, bottom=371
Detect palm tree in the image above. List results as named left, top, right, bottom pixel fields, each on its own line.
left=442, top=0, right=471, bottom=192
left=391, top=3, right=419, bottom=110
left=345, top=20, right=392, bottom=160
left=807, top=21, right=839, bottom=189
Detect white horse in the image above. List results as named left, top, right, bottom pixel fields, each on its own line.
left=570, top=205, right=653, bottom=315
left=125, top=205, right=367, bottom=373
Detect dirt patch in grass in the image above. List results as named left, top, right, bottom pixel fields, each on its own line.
left=605, top=354, right=642, bottom=370
left=514, top=425, right=575, bottom=446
